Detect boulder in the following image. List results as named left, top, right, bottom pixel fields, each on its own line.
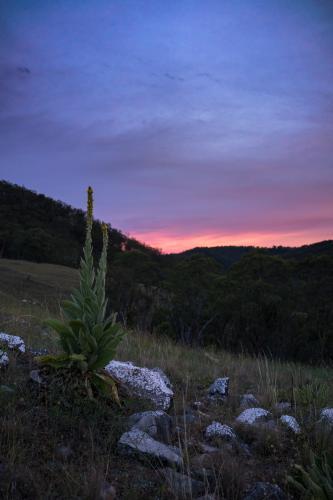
left=0, top=350, right=9, bottom=367
left=236, top=408, right=271, bottom=425
left=128, top=410, right=173, bottom=443
left=205, top=422, right=237, bottom=441
left=208, top=377, right=229, bottom=400
left=280, top=415, right=301, bottom=434
left=243, top=482, right=286, bottom=499
left=105, top=360, right=173, bottom=410
left=98, top=481, right=117, bottom=500
left=0, top=332, right=25, bottom=353
left=118, top=429, right=182, bottom=466
left=240, top=394, right=259, bottom=408
left=160, top=468, right=205, bottom=497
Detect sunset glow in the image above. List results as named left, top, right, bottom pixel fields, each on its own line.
left=1, top=0, right=332, bottom=252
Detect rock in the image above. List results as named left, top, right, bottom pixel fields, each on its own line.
left=280, top=415, right=301, bottom=434
left=0, top=350, right=9, bottom=367
left=195, top=496, right=216, bottom=500
left=0, top=332, right=25, bottom=353
left=198, top=442, right=220, bottom=453
left=105, top=360, right=173, bottom=410
left=205, top=422, right=237, bottom=441
left=160, top=468, right=205, bottom=497
left=193, top=401, right=204, bottom=409
left=240, top=394, right=259, bottom=408
left=243, top=481, right=286, bottom=499
left=30, top=370, right=45, bottom=385
left=208, top=377, right=229, bottom=400
left=98, top=481, right=117, bottom=500
left=118, top=429, right=182, bottom=466
left=274, top=402, right=291, bottom=413
left=29, top=347, right=49, bottom=356
left=320, top=408, right=333, bottom=426
left=128, top=410, right=173, bottom=443
left=236, top=408, right=271, bottom=425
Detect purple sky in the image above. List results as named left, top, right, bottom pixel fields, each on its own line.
left=1, top=0, right=333, bottom=252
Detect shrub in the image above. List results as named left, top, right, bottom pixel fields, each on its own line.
left=37, top=187, right=124, bottom=402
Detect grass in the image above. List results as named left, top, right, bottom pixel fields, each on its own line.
left=0, top=259, right=333, bottom=499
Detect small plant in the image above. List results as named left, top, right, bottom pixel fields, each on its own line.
left=288, top=451, right=333, bottom=499
left=37, top=187, right=124, bottom=402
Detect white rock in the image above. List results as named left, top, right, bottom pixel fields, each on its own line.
left=105, top=360, right=173, bottom=410
left=0, top=350, right=9, bottom=367
left=208, top=377, right=229, bottom=399
left=118, top=429, right=182, bottom=466
left=320, top=408, right=333, bottom=426
left=128, top=410, right=173, bottom=443
left=240, top=394, right=259, bottom=408
left=205, top=422, right=237, bottom=440
left=280, top=415, right=301, bottom=434
left=0, top=332, right=25, bottom=353
left=236, top=408, right=271, bottom=425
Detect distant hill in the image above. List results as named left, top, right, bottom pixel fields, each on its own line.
left=0, top=180, right=159, bottom=267
left=178, top=240, right=333, bottom=269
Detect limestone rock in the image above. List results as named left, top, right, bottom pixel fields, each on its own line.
left=240, top=394, right=259, bottom=408
left=0, top=350, right=9, bottom=367
left=205, top=422, right=236, bottom=441
left=280, top=415, right=301, bottom=434
left=236, top=408, right=271, bottom=425
left=105, top=360, right=173, bottom=410
left=320, top=408, right=333, bottom=426
left=0, top=332, right=25, bottom=353
left=118, top=429, right=182, bottom=466
left=208, top=377, right=229, bottom=400
left=128, top=410, right=173, bottom=443
left=274, top=402, right=291, bottom=413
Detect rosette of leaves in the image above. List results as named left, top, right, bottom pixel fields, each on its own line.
left=37, top=187, right=124, bottom=402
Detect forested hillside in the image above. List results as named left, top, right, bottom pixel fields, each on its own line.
left=1, top=180, right=333, bottom=363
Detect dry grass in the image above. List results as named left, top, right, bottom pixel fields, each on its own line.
left=1, top=259, right=333, bottom=499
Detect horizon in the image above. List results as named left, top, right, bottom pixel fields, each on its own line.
left=1, top=1, right=333, bottom=252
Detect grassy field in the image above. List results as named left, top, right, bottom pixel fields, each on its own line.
left=0, top=259, right=332, bottom=499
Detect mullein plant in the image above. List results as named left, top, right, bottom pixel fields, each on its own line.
left=37, top=187, right=124, bottom=402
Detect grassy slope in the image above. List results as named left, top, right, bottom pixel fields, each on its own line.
left=0, top=259, right=332, bottom=499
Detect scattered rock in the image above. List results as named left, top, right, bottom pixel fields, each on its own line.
left=29, top=348, right=49, bottom=357
left=0, top=350, right=9, bottom=367
left=193, top=401, right=204, bottom=409
left=205, top=422, right=237, bottom=441
left=240, top=394, right=259, bottom=408
left=243, top=481, right=286, bottom=499
left=30, top=370, right=45, bottom=385
left=98, top=481, right=117, bottom=500
left=118, top=429, right=182, bottom=466
left=0, top=332, right=25, bottom=353
left=128, top=410, right=173, bottom=443
left=208, top=377, right=229, bottom=400
left=280, top=415, right=301, bottom=434
left=160, top=467, right=205, bottom=497
left=320, top=408, right=333, bottom=426
left=105, top=360, right=173, bottom=410
left=274, top=402, right=291, bottom=413
left=236, top=408, right=271, bottom=425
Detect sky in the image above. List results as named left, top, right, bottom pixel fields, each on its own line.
left=1, top=0, right=333, bottom=252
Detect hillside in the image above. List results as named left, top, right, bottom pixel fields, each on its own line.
left=1, top=181, right=333, bottom=364
left=0, top=258, right=332, bottom=499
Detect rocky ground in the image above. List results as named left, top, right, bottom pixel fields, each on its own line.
left=1, top=332, right=333, bottom=499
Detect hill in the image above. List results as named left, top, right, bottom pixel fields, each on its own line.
left=1, top=180, right=333, bottom=364
left=179, top=240, right=333, bottom=269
